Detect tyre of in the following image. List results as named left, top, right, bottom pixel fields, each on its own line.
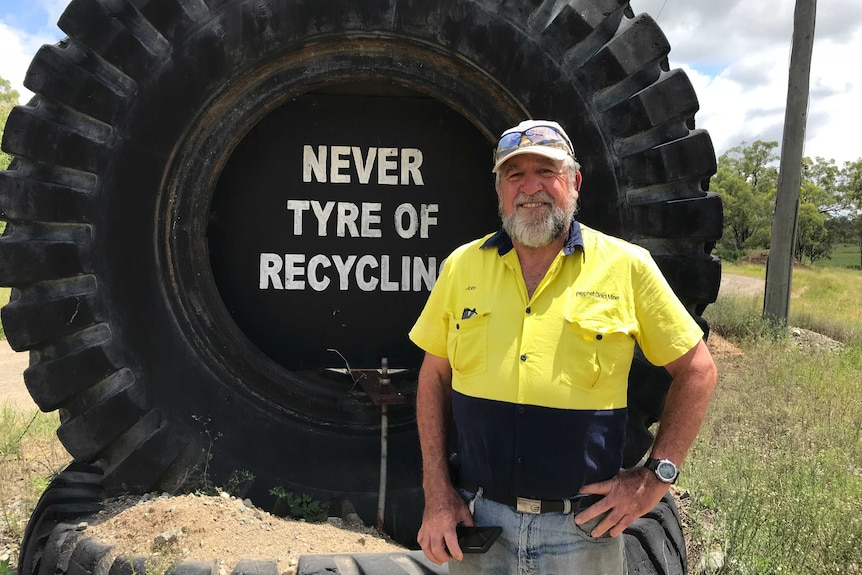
left=0, top=0, right=720, bottom=560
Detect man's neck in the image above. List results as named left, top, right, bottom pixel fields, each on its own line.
left=513, top=232, right=568, bottom=298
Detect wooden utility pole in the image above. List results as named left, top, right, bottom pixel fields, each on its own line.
left=764, top=0, right=817, bottom=322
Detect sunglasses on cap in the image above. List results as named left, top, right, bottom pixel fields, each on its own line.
left=494, top=125, right=575, bottom=163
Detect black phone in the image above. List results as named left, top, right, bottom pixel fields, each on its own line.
left=456, top=525, right=502, bottom=553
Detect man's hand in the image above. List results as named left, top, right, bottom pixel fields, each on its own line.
left=417, top=485, right=474, bottom=564
left=575, top=339, right=716, bottom=538
left=574, top=467, right=668, bottom=537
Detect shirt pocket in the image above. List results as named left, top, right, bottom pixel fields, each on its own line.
left=561, top=318, right=635, bottom=389
left=447, top=312, right=490, bottom=378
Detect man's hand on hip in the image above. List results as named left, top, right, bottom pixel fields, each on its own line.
left=417, top=485, right=475, bottom=564
left=574, top=467, right=669, bottom=537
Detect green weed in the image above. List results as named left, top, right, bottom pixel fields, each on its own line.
left=269, top=487, right=327, bottom=522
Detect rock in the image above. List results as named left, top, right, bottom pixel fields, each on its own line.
left=242, top=498, right=254, bottom=508
left=153, top=529, right=183, bottom=547
left=75, top=522, right=88, bottom=531
left=696, top=550, right=725, bottom=574
left=345, top=513, right=364, bottom=526
left=327, top=517, right=344, bottom=528
left=219, top=491, right=231, bottom=499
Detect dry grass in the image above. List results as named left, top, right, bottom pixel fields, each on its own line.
left=0, top=405, right=70, bottom=567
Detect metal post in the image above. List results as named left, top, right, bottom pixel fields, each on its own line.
left=376, top=358, right=390, bottom=534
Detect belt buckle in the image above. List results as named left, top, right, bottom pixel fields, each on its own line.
left=516, top=497, right=542, bottom=514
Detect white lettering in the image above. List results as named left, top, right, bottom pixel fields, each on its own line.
left=337, top=203, right=360, bottom=237
left=378, top=148, right=398, bottom=185
left=380, top=255, right=398, bottom=291
left=286, top=200, right=310, bottom=235
left=302, top=145, right=326, bottom=183
left=302, top=146, right=424, bottom=185
left=260, top=253, right=440, bottom=292
left=414, top=257, right=437, bottom=291
left=311, top=200, right=336, bottom=236
left=356, top=255, right=378, bottom=291
left=353, top=147, right=377, bottom=184
left=307, top=254, right=331, bottom=291
left=401, top=255, right=410, bottom=291
left=332, top=255, right=357, bottom=290
left=394, top=203, right=418, bottom=239
left=330, top=146, right=351, bottom=183
left=259, top=253, right=284, bottom=289
left=420, top=203, right=439, bottom=238
left=284, top=254, right=306, bottom=290
left=361, top=202, right=382, bottom=238
left=401, top=148, right=424, bottom=185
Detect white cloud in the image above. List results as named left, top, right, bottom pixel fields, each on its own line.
left=631, top=0, right=862, bottom=165
left=0, top=16, right=61, bottom=104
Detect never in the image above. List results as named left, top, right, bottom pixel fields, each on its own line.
left=302, top=145, right=424, bottom=185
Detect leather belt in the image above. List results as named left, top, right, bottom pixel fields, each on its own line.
left=458, top=480, right=603, bottom=515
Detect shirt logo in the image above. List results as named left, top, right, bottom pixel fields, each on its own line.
left=575, top=290, right=620, bottom=301
left=466, top=285, right=477, bottom=291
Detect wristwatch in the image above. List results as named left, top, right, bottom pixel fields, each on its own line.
left=644, top=458, right=679, bottom=484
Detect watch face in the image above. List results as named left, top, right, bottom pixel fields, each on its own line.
left=657, top=461, right=677, bottom=481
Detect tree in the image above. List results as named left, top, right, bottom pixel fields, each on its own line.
left=791, top=156, right=845, bottom=263
left=0, top=76, right=20, bottom=171
left=713, top=141, right=779, bottom=258
left=838, top=158, right=862, bottom=267
left=1, top=76, right=20, bottom=236
left=794, top=202, right=830, bottom=264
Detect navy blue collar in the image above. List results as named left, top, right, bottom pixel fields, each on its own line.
left=480, top=217, right=584, bottom=257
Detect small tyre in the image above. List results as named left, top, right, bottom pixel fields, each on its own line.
left=17, top=462, right=104, bottom=575
left=624, top=493, right=688, bottom=575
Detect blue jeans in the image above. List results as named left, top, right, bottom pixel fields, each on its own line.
left=448, top=488, right=626, bottom=575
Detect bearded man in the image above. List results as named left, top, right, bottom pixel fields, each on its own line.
left=408, top=120, right=717, bottom=574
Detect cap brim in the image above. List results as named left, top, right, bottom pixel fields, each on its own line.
left=492, top=147, right=570, bottom=173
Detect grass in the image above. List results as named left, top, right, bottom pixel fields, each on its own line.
left=721, top=262, right=862, bottom=343
left=687, top=266, right=862, bottom=574
left=815, top=243, right=862, bottom=270
left=0, top=405, right=70, bottom=567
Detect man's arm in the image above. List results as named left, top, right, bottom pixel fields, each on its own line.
left=576, top=338, right=717, bottom=537
left=415, top=352, right=474, bottom=564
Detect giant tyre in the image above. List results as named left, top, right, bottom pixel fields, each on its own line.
left=0, top=0, right=720, bottom=562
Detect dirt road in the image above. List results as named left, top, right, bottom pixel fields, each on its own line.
left=0, top=339, right=35, bottom=412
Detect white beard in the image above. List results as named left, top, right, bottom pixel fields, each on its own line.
left=500, top=190, right=577, bottom=248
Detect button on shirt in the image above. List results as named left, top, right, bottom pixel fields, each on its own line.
left=409, top=221, right=704, bottom=500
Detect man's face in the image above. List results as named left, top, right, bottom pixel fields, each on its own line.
left=496, top=153, right=580, bottom=248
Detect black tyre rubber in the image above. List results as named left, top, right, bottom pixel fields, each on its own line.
left=624, top=493, right=688, bottom=575
left=0, top=0, right=719, bottom=562
left=17, top=462, right=104, bottom=575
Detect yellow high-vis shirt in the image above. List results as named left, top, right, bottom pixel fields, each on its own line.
left=409, top=221, right=704, bottom=499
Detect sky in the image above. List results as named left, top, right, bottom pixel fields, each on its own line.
left=1, top=0, right=860, bottom=166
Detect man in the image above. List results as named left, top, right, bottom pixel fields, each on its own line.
left=408, top=119, right=717, bottom=573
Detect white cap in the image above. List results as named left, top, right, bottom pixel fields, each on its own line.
left=492, top=120, right=575, bottom=173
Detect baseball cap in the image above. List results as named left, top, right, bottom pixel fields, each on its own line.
left=492, top=120, right=576, bottom=173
